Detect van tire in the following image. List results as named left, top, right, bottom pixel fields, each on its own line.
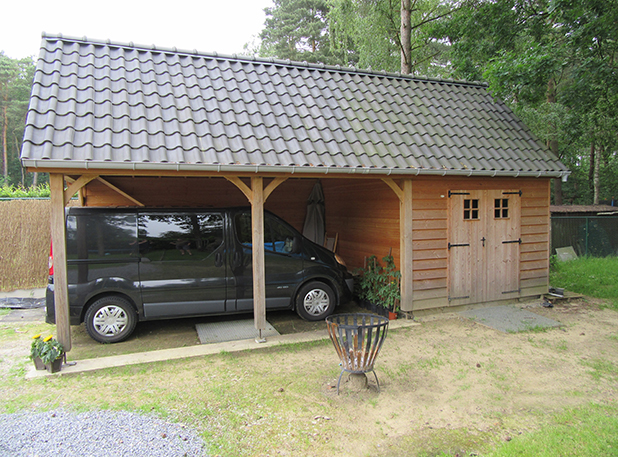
left=85, top=296, right=137, bottom=343
left=296, top=282, right=336, bottom=321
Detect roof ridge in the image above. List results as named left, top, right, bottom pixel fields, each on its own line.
left=40, top=32, right=488, bottom=89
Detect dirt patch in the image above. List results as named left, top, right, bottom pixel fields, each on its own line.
left=4, top=298, right=618, bottom=456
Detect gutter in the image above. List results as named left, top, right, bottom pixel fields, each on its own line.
left=21, top=159, right=571, bottom=180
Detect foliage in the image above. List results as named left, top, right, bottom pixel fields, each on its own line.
left=259, top=0, right=344, bottom=65
left=550, top=256, right=618, bottom=310
left=431, top=0, right=618, bottom=205
left=328, top=0, right=454, bottom=75
left=0, top=183, right=50, bottom=199
left=355, top=254, right=401, bottom=311
left=0, top=53, right=36, bottom=187
left=30, top=334, right=64, bottom=364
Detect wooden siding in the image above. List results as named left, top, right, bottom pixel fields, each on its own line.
left=77, top=174, right=551, bottom=312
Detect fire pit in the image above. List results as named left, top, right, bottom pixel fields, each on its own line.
left=325, top=313, right=389, bottom=394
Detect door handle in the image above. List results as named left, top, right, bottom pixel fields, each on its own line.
left=233, top=251, right=242, bottom=268
left=481, top=236, right=486, bottom=247
left=215, top=252, right=223, bottom=268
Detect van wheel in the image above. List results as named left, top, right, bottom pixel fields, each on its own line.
left=85, top=296, right=137, bottom=343
left=296, top=282, right=336, bottom=321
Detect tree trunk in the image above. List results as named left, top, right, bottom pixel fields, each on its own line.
left=546, top=78, right=562, bottom=205
left=589, top=142, right=595, bottom=195
left=401, top=0, right=411, bottom=74
left=2, top=104, right=8, bottom=179
left=594, top=145, right=601, bottom=204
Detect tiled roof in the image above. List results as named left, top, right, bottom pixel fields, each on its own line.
left=21, top=34, right=569, bottom=178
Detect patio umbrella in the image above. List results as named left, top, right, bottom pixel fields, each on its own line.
left=302, top=180, right=325, bottom=246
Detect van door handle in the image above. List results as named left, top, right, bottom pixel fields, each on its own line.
left=233, top=251, right=242, bottom=268
left=215, top=252, right=223, bottom=268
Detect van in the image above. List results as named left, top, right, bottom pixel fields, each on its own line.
left=46, top=207, right=354, bottom=343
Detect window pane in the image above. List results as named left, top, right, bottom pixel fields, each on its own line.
left=67, top=213, right=137, bottom=260
left=139, top=213, right=223, bottom=261
left=266, top=216, right=297, bottom=253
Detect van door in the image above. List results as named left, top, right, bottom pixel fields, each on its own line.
left=137, top=211, right=228, bottom=318
left=231, top=211, right=304, bottom=312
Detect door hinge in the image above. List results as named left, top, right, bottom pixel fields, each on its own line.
left=503, top=190, right=522, bottom=196
left=449, top=295, right=470, bottom=301
left=502, top=289, right=521, bottom=294
left=448, top=191, right=470, bottom=197
left=448, top=242, right=470, bottom=250
left=502, top=238, right=522, bottom=244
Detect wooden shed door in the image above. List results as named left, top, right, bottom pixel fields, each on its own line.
left=448, top=190, right=521, bottom=304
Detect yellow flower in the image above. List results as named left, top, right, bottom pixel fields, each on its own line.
left=43, top=335, right=53, bottom=342
left=32, top=333, right=42, bottom=339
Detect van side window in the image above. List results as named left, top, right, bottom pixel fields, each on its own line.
left=234, top=212, right=297, bottom=254
left=138, top=213, right=224, bottom=261
left=266, top=215, right=297, bottom=254
left=66, top=214, right=137, bottom=260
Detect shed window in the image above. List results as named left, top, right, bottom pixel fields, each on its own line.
left=463, top=199, right=479, bottom=220
left=494, top=198, right=509, bottom=219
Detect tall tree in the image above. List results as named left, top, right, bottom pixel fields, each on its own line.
left=328, top=0, right=454, bottom=75
left=259, top=0, right=342, bottom=64
left=0, top=53, right=34, bottom=185
left=432, top=0, right=618, bottom=205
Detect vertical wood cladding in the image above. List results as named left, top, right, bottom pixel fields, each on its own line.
left=80, top=175, right=551, bottom=311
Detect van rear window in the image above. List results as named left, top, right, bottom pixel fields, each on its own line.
left=66, top=214, right=137, bottom=260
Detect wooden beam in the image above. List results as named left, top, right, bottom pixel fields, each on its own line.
left=400, top=179, right=414, bottom=313
left=382, top=177, right=414, bottom=312
left=96, top=177, right=145, bottom=206
left=264, top=177, right=288, bottom=200
left=64, top=174, right=98, bottom=206
left=49, top=174, right=72, bottom=352
left=251, top=177, right=267, bottom=338
left=381, top=178, right=404, bottom=201
left=225, top=176, right=253, bottom=202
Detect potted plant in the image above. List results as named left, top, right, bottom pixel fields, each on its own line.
left=34, top=334, right=64, bottom=373
left=30, top=333, right=46, bottom=370
left=355, top=254, right=401, bottom=319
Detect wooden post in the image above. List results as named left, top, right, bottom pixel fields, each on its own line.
left=400, top=180, right=414, bottom=313
left=382, top=178, right=414, bottom=314
left=251, top=177, right=267, bottom=337
left=49, top=173, right=71, bottom=352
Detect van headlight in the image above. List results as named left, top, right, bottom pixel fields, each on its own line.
left=335, top=253, right=347, bottom=267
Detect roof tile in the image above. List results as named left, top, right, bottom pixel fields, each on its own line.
left=21, top=35, right=568, bottom=177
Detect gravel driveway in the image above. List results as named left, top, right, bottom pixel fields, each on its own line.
left=0, top=410, right=207, bottom=456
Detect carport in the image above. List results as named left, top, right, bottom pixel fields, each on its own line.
left=21, top=34, right=568, bottom=353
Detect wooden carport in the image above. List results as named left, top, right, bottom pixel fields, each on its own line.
left=21, top=35, right=569, bottom=353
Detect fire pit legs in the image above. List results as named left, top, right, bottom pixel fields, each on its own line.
left=337, top=369, right=380, bottom=394
left=326, top=313, right=389, bottom=394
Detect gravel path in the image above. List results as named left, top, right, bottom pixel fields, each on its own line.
left=0, top=410, right=207, bottom=456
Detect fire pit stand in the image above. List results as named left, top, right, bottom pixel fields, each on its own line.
left=325, top=313, right=389, bottom=394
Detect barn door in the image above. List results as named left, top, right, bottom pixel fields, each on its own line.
left=448, top=189, right=521, bottom=304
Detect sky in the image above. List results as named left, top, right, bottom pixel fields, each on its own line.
left=2, top=0, right=274, bottom=59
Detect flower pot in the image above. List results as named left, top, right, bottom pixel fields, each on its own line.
left=46, top=358, right=63, bottom=373
left=388, top=311, right=398, bottom=320
left=32, top=357, right=46, bottom=370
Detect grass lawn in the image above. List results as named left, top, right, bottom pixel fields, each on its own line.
left=550, top=256, right=618, bottom=310
left=0, top=256, right=616, bottom=456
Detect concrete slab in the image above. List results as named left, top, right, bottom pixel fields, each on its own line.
left=25, top=318, right=418, bottom=378
left=196, top=319, right=280, bottom=344
left=459, top=305, right=562, bottom=333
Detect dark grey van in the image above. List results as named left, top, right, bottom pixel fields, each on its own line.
left=46, top=207, right=353, bottom=343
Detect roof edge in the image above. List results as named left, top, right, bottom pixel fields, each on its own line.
left=22, top=158, right=570, bottom=179
left=40, top=32, right=488, bottom=89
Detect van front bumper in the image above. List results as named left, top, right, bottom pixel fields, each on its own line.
left=45, top=283, right=82, bottom=326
